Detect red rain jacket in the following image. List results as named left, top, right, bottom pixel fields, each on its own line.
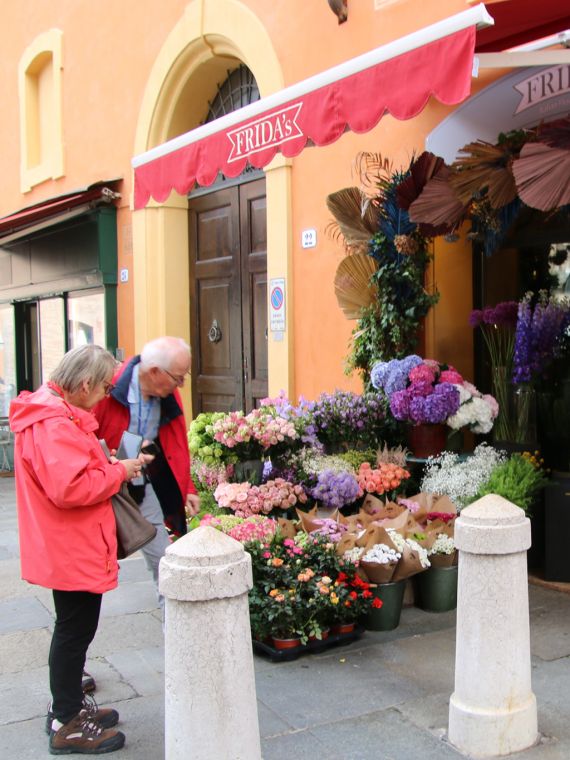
left=9, top=385, right=125, bottom=593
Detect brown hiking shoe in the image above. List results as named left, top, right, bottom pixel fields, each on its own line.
left=82, top=670, right=96, bottom=694
left=49, top=714, right=125, bottom=755
left=46, top=695, right=119, bottom=735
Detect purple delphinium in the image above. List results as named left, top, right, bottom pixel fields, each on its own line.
left=309, top=469, right=361, bottom=509
left=513, top=293, right=569, bottom=383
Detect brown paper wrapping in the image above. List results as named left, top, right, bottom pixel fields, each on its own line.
left=429, top=551, right=457, bottom=568
left=359, top=559, right=397, bottom=583
left=335, top=533, right=360, bottom=557
left=277, top=517, right=298, bottom=540
left=361, top=494, right=384, bottom=515
left=356, top=525, right=399, bottom=553
left=392, top=543, right=429, bottom=582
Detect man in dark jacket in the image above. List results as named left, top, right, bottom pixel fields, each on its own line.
left=94, top=336, right=200, bottom=608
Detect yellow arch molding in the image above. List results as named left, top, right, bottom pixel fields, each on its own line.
left=131, top=0, right=294, bottom=414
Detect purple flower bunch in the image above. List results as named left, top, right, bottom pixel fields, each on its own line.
left=310, top=518, right=348, bottom=542
left=513, top=292, right=570, bottom=384
left=308, top=469, right=361, bottom=509
left=310, top=390, right=387, bottom=449
left=390, top=382, right=460, bottom=424
left=469, top=302, right=518, bottom=331
left=370, top=355, right=422, bottom=395
left=371, top=355, right=461, bottom=426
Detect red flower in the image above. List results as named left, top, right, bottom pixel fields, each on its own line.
left=362, top=590, right=373, bottom=599
left=349, top=591, right=358, bottom=600
left=337, top=572, right=348, bottom=582
left=372, top=597, right=383, bottom=609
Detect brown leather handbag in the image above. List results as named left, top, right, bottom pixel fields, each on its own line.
left=112, top=483, right=157, bottom=559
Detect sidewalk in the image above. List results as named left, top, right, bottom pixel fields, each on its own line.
left=1, top=474, right=569, bottom=760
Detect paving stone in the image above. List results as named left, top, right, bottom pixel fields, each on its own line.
left=87, top=611, right=164, bottom=658
left=0, top=595, right=53, bottom=633
left=106, top=647, right=165, bottom=697
left=0, top=628, right=52, bottom=674
left=101, top=579, right=159, bottom=617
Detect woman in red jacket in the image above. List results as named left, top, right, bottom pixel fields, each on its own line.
left=10, top=345, right=142, bottom=755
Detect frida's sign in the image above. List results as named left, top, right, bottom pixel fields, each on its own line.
left=514, top=65, right=570, bottom=114
left=227, top=103, right=303, bottom=162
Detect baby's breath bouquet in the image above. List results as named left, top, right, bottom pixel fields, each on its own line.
left=420, top=443, right=507, bottom=510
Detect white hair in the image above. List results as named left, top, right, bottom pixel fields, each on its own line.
left=139, top=336, right=190, bottom=371
left=51, top=345, right=117, bottom=392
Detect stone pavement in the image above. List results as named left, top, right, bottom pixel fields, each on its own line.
left=1, top=474, right=569, bottom=760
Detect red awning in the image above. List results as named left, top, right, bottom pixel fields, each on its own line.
left=0, top=181, right=121, bottom=241
left=475, top=0, right=570, bottom=53
left=132, top=5, right=493, bottom=210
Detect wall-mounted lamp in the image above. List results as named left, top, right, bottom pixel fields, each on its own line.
left=328, top=0, right=348, bottom=24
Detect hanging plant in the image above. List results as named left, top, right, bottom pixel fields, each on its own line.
left=327, top=153, right=439, bottom=385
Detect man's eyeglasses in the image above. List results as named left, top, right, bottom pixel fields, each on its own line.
left=162, top=368, right=191, bottom=386
left=103, top=382, right=115, bottom=396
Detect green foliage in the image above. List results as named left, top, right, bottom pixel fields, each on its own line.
left=476, top=454, right=548, bottom=515
left=337, top=448, right=377, bottom=471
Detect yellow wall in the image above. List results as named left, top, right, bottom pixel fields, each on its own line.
left=0, top=0, right=506, bottom=413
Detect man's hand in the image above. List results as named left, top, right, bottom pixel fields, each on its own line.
left=186, top=493, right=201, bottom=517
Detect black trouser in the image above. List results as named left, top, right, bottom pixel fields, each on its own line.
left=49, top=590, right=102, bottom=724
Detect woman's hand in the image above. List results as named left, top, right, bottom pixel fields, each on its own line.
left=120, top=458, right=143, bottom=481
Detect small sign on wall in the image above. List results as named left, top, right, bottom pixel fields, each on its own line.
left=269, top=278, right=286, bottom=333
left=301, top=229, right=317, bottom=248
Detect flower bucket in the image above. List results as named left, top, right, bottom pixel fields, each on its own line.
left=364, top=579, right=406, bottom=631
left=233, top=459, right=264, bottom=484
left=414, top=565, right=458, bottom=612
left=407, top=424, right=447, bottom=459
left=271, top=636, right=302, bottom=650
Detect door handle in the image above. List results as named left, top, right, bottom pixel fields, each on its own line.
left=208, top=319, right=222, bottom=343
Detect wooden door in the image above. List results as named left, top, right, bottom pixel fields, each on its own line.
left=189, top=178, right=267, bottom=414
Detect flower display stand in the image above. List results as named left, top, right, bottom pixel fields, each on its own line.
left=253, top=626, right=364, bottom=663
left=364, top=579, right=406, bottom=631
left=407, top=424, right=447, bottom=459
left=414, top=565, right=458, bottom=612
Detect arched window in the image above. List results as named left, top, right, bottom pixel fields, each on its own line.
left=203, top=65, right=259, bottom=123
left=19, top=29, right=64, bottom=192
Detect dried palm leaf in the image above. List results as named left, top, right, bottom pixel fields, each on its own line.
left=512, top=142, right=570, bottom=212
left=408, top=166, right=466, bottom=229
left=334, top=253, right=378, bottom=320
left=396, top=151, right=446, bottom=210
left=326, top=187, right=380, bottom=249
left=537, top=116, right=570, bottom=150
left=450, top=141, right=518, bottom=208
left=353, top=151, right=393, bottom=196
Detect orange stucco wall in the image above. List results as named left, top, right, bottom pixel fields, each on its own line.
left=0, top=0, right=504, bottom=402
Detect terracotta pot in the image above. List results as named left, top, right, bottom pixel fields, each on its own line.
left=330, top=622, right=356, bottom=635
left=271, top=636, right=302, bottom=650
left=407, top=423, right=447, bottom=459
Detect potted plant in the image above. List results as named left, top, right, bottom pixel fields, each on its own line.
left=415, top=534, right=458, bottom=613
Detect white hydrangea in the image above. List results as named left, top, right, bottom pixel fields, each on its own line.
left=362, top=543, right=401, bottom=564
left=420, top=443, right=507, bottom=510
left=429, top=534, right=455, bottom=556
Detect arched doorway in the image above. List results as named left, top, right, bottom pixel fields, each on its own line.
left=131, top=0, right=292, bottom=419
left=189, top=66, right=268, bottom=413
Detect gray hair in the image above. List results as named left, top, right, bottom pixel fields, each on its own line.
left=140, top=336, right=191, bottom=371
left=50, top=345, right=117, bottom=393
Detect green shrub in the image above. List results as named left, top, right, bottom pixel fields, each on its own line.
left=476, top=454, right=548, bottom=515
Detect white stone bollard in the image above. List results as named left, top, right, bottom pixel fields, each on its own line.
left=159, top=526, right=261, bottom=760
left=448, top=494, right=538, bottom=757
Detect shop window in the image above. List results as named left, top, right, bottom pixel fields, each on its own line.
left=0, top=305, right=16, bottom=417
left=19, top=29, right=64, bottom=192
left=68, top=290, right=105, bottom=348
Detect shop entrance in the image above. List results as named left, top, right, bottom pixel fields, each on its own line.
left=189, top=177, right=268, bottom=414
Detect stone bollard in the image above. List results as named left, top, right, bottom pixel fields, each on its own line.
left=159, top=526, right=261, bottom=760
left=448, top=494, right=538, bottom=757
